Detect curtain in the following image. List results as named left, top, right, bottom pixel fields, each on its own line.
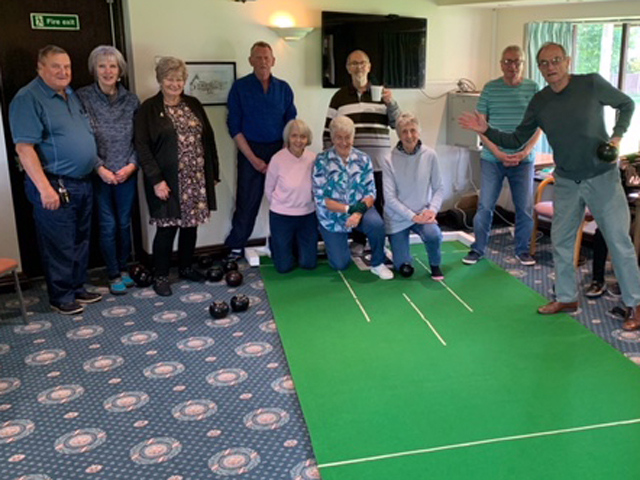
left=381, top=32, right=424, bottom=88
left=524, top=22, right=574, bottom=155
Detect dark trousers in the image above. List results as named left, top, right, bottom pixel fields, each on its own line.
left=353, top=170, right=384, bottom=246
left=269, top=211, right=318, bottom=273
left=225, top=140, right=282, bottom=250
left=25, top=175, right=93, bottom=306
left=153, top=226, right=197, bottom=277
left=592, top=228, right=608, bottom=283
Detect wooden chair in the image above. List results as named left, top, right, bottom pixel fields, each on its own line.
left=530, top=176, right=593, bottom=266
left=0, top=258, right=28, bottom=324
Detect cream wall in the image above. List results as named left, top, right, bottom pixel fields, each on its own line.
left=124, top=0, right=495, bottom=252
left=0, top=112, right=21, bottom=268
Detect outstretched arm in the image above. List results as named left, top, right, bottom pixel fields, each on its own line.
left=458, top=111, right=488, bottom=134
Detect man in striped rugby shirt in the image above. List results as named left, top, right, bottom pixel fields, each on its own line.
left=323, top=50, right=401, bottom=255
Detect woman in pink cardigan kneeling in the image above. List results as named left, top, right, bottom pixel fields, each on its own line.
left=265, top=119, right=318, bottom=273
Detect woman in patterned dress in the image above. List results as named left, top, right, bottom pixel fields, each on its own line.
left=135, top=57, right=220, bottom=297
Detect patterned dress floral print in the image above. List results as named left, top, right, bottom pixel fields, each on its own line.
left=152, top=101, right=209, bottom=227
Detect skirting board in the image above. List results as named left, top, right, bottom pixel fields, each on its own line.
left=245, top=231, right=475, bottom=267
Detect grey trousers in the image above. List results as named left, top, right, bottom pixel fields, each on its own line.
left=552, top=168, right=640, bottom=306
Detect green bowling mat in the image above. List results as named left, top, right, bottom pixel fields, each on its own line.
left=261, top=242, right=640, bottom=479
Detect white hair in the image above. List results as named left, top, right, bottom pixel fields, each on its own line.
left=329, top=116, right=355, bottom=141
left=396, top=112, right=421, bottom=133
left=283, top=119, right=313, bottom=147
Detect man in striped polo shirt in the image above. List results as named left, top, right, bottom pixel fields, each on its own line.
left=463, top=45, right=541, bottom=266
left=323, top=50, right=401, bottom=254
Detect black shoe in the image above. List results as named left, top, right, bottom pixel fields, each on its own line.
left=462, top=251, right=482, bottom=265
left=75, top=291, right=103, bottom=304
left=227, top=249, right=243, bottom=261
left=51, top=301, right=84, bottom=315
left=153, top=276, right=172, bottom=296
left=585, top=281, right=606, bottom=298
left=516, top=252, right=536, bottom=266
left=179, top=267, right=206, bottom=282
left=608, top=282, right=621, bottom=297
left=430, top=265, right=444, bottom=281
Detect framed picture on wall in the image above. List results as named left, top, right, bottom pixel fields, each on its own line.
left=184, top=62, right=236, bottom=106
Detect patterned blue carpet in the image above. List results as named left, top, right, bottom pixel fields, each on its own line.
left=1, top=228, right=638, bottom=480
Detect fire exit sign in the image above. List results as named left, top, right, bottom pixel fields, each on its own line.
left=30, top=13, right=80, bottom=31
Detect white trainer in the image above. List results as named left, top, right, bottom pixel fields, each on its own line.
left=371, top=264, right=394, bottom=280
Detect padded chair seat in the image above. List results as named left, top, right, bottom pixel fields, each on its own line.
left=534, top=202, right=594, bottom=222
left=0, top=258, right=19, bottom=274
left=530, top=176, right=594, bottom=266
left=534, top=201, right=553, bottom=218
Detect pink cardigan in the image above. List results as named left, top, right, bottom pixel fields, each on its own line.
left=265, top=147, right=316, bottom=216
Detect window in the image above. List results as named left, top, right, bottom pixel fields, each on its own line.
left=573, top=22, right=640, bottom=155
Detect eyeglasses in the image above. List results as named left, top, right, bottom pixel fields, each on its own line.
left=348, top=61, right=369, bottom=67
left=538, top=57, right=565, bottom=68
left=501, top=59, right=523, bottom=67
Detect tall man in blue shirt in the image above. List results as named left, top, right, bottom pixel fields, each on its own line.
left=225, top=41, right=297, bottom=259
left=9, top=45, right=102, bottom=315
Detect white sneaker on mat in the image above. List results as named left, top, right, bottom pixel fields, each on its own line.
left=371, top=264, right=394, bottom=280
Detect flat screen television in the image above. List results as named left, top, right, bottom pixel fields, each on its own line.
left=322, top=11, right=427, bottom=89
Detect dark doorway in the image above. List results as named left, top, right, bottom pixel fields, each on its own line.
left=0, top=0, right=131, bottom=278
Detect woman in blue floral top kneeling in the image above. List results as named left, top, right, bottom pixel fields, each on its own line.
left=313, top=116, right=393, bottom=280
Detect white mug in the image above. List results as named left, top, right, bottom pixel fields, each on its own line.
left=371, top=85, right=383, bottom=102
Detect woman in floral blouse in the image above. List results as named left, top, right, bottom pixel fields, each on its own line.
left=313, top=116, right=393, bottom=280
left=135, top=57, right=220, bottom=296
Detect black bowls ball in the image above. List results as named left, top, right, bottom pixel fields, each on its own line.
left=136, top=270, right=154, bottom=287
left=129, top=264, right=153, bottom=287
left=206, top=266, right=224, bottom=282
left=129, top=264, right=144, bottom=279
left=399, top=263, right=414, bottom=278
left=225, top=270, right=243, bottom=287
left=230, top=294, right=250, bottom=312
left=221, top=259, right=239, bottom=273
left=197, top=255, right=214, bottom=270
left=209, top=301, right=230, bottom=319
left=596, top=142, right=619, bottom=163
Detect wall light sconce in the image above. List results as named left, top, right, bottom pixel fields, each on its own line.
left=269, top=26, right=314, bottom=42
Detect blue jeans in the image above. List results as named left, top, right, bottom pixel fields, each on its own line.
left=269, top=211, right=318, bottom=273
left=319, top=208, right=386, bottom=270
left=94, top=174, right=137, bottom=278
left=471, top=159, right=534, bottom=256
left=389, top=223, right=442, bottom=269
left=25, top=176, right=93, bottom=306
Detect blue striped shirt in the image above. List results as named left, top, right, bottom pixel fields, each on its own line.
left=477, top=77, right=539, bottom=163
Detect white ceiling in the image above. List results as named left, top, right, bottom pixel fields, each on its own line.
left=436, top=0, right=638, bottom=9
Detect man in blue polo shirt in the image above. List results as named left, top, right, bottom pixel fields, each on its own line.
left=225, top=41, right=297, bottom=260
left=463, top=45, right=541, bottom=267
left=9, top=45, right=102, bottom=315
